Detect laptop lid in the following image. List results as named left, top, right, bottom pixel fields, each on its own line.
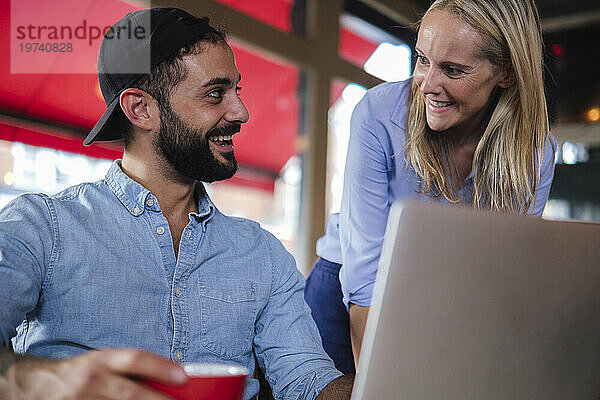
left=352, top=201, right=600, bottom=400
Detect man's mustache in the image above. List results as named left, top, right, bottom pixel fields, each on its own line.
left=207, top=123, right=241, bottom=138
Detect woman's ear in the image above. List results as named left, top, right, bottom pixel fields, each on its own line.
left=119, top=88, right=160, bottom=131
left=498, top=63, right=516, bottom=89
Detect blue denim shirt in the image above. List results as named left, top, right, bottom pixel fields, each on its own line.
left=0, top=161, right=342, bottom=400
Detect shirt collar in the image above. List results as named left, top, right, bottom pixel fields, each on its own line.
left=390, top=77, right=412, bottom=130
left=105, top=161, right=151, bottom=216
left=105, top=160, right=216, bottom=221
left=193, top=181, right=216, bottom=222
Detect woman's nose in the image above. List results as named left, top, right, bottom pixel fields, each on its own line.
left=419, top=67, right=440, bottom=95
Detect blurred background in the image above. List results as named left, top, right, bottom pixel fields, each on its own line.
left=1, top=0, right=598, bottom=273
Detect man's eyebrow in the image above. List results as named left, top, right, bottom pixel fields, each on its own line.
left=202, top=74, right=242, bottom=88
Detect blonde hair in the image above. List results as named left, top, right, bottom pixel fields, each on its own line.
left=405, top=0, right=553, bottom=213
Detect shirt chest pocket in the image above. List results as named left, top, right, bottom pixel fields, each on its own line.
left=198, top=279, right=256, bottom=359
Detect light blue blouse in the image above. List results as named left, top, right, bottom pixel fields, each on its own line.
left=317, top=78, right=557, bottom=308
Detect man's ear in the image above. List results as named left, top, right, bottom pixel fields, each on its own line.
left=119, top=88, right=160, bottom=131
left=498, top=63, right=516, bottom=89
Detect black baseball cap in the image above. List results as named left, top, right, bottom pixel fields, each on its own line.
left=84, top=8, right=221, bottom=146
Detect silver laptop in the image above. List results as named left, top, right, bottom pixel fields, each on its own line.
left=352, top=201, right=600, bottom=400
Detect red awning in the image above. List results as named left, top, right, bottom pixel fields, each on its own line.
left=1, top=0, right=300, bottom=188
left=1, top=0, right=378, bottom=190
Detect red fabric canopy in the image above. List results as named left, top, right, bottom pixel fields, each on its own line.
left=0, top=0, right=377, bottom=190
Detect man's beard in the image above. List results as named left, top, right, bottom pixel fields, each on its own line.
left=154, top=101, right=240, bottom=183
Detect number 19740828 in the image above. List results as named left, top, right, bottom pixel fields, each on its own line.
left=19, top=42, right=73, bottom=52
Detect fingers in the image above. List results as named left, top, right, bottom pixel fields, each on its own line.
left=92, top=349, right=187, bottom=385
left=2, top=349, right=184, bottom=400
left=81, top=372, right=176, bottom=400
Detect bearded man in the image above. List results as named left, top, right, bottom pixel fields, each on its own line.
left=0, top=8, right=352, bottom=400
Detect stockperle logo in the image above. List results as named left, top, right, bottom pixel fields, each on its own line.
left=10, top=0, right=150, bottom=74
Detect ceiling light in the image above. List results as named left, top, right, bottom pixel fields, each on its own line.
left=586, top=107, right=600, bottom=122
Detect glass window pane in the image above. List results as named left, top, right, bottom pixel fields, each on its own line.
left=0, top=138, right=113, bottom=208
left=339, top=14, right=412, bottom=83
left=326, top=79, right=367, bottom=217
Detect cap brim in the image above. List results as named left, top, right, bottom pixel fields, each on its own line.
left=84, top=95, right=126, bottom=146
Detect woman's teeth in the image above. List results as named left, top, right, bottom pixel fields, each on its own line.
left=430, top=99, right=455, bottom=108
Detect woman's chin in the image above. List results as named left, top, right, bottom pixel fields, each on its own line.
left=426, top=119, right=449, bottom=133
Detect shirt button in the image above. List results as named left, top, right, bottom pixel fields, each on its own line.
left=175, top=286, right=181, bottom=296
left=133, top=206, right=141, bottom=214
left=146, top=198, right=154, bottom=207
left=175, top=351, right=182, bottom=361
left=156, top=226, right=165, bottom=235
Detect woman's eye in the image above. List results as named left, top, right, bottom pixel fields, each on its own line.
left=444, top=66, right=464, bottom=76
left=416, top=55, right=429, bottom=65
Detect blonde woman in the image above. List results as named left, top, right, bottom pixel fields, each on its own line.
left=304, top=0, right=556, bottom=372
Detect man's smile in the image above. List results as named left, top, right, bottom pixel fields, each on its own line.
left=209, top=133, right=235, bottom=150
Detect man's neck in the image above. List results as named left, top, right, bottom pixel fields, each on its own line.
left=120, top=151, right=198, bottom=220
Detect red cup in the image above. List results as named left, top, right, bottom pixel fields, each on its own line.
left=144, top=363, right=249, bottom=400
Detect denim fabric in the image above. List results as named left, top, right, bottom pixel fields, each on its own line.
left=0, top=161, right=341, bottom=400
left=304, top=258, right=355, bottom=374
